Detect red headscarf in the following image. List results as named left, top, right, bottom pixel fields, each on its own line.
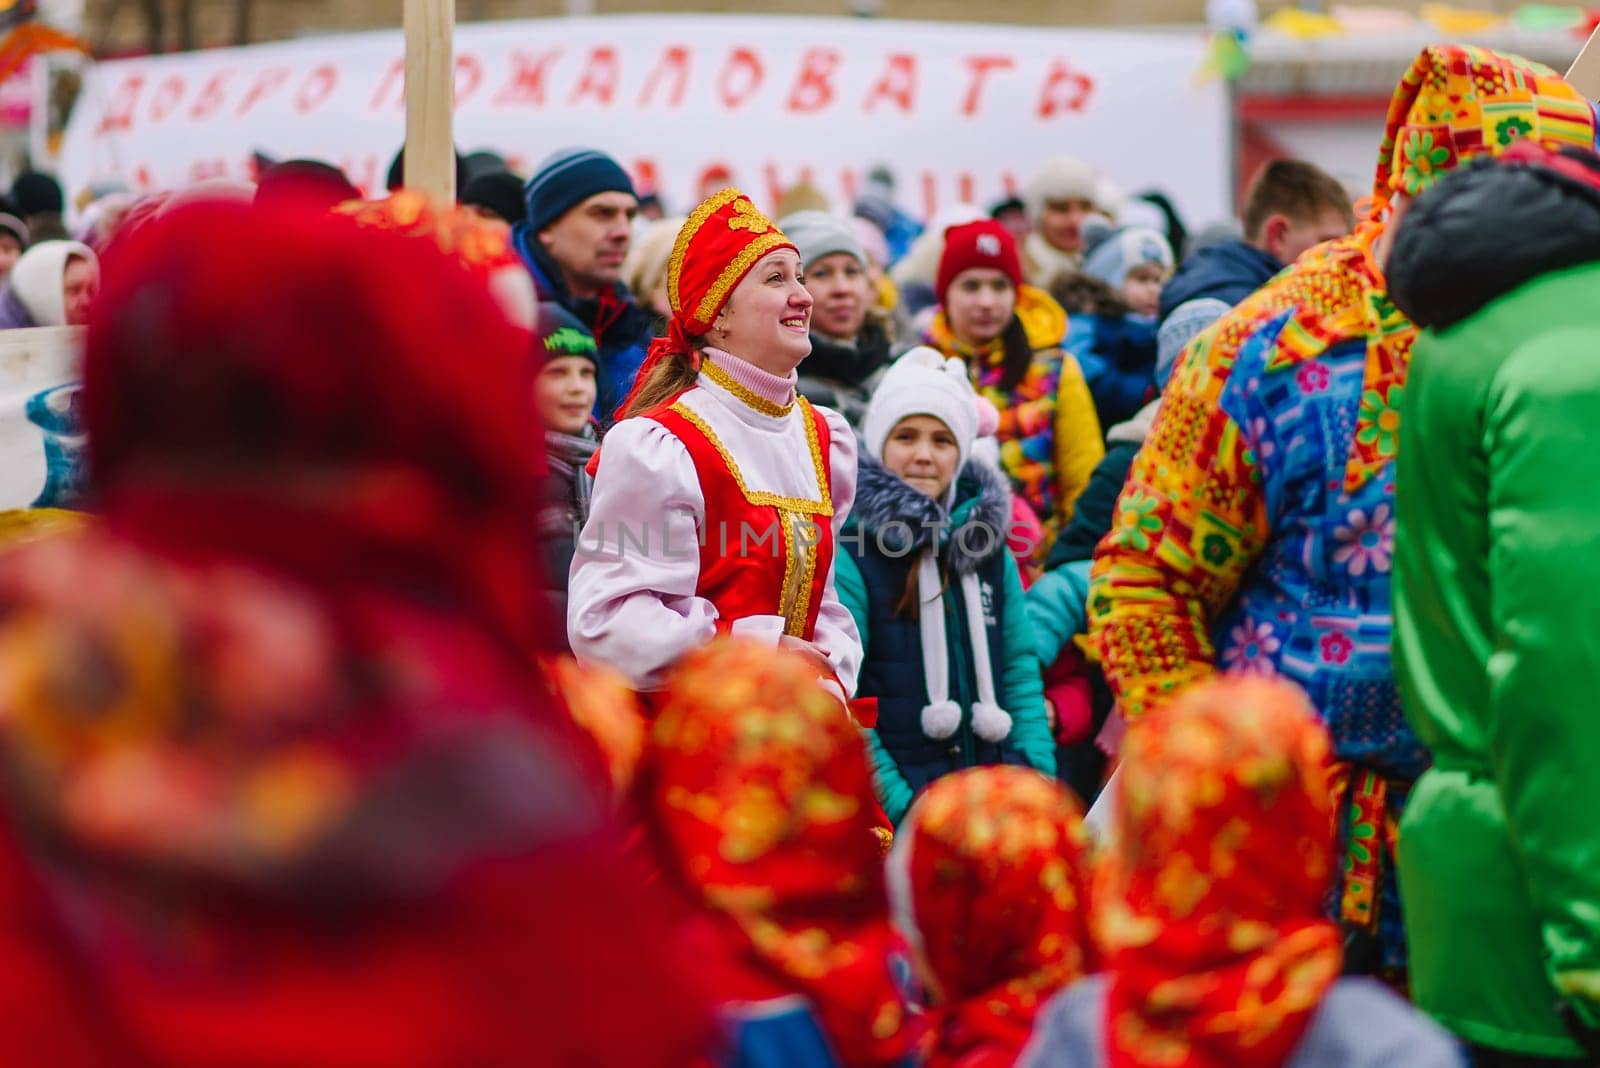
left=1101, top=676, right=1342, bottom=1068
left=892, top=765, right=1096, bottom=1068
left=642, top=637, right=914, bottom=1067
left=614, top=187, right=796, bottom=418
left=0, top=198, right=712, bottom=1065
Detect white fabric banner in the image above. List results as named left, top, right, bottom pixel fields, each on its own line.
left=58, top=15, right=1229, bottom=225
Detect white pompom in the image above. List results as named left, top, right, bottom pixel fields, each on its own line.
left=970, top=702, right=1013, bottom=743
left=921, top=700, right=962, bottom=739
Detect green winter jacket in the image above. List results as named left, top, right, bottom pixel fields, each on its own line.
left=1392, top=190, right=1600, bottom=1055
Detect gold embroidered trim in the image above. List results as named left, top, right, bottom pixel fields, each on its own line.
left=669, top=399, right=833, bottom=517
left=701, top=359, right=794, bottom=419
left=693, top=231, right=792, bottom=327
left=783, top=514, right=822, bottom=637
left=667, top=188, right=742, bottom=316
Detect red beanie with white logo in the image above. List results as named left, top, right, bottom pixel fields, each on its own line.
left=936, top=219, right=1023, bottom=303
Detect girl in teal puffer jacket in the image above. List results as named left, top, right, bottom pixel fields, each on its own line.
left=834, top=348, right=1054, bottom=824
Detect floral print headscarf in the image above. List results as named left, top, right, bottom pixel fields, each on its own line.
left=1100, top=676, right=1342, bottom=1068
left=890, top=765, right=1095, bottom=1068
left=644, top=638, right=912, bottom=1067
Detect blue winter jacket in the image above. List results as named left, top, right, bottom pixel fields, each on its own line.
left=512, top=223, right=655, bottom=424
left=835, top=456, right=1053, bottom=824
left=1065, top=312, right=1160, bottom=429
left=1157, top=238, right=1283, bottom=325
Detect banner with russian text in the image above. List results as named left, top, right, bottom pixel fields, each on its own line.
left=58, top=15, right=1229, bottom=224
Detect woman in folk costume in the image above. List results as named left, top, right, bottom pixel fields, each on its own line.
left=837, top=348, right=1055, bottom=824
left=0, top=200, right=711, bottom=1066
left=569, top=189, right=861, bottom=702
left=1088, top=44, right=1598, bottom=978
left=922, top=219, right=1104, bottom=563
left=887, top=766, right=1095, bottom=1067
left=640, top=638, right=914, bottom=1068
left=1023, top=677, right=1460, bottom=1067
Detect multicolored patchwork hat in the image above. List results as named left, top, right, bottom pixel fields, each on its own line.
left=1376, top=44, right=1599, bottom=201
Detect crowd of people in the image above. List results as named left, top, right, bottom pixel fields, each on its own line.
left=0, top=36, right=1596, bottom=1068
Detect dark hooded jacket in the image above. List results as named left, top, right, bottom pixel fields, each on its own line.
left=834, top=456, right=1054, bottom=823
left=1157, top=238, right=1283, bottom=325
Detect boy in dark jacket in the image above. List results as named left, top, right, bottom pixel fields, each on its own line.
left=531, top=302, right=600, bottom=647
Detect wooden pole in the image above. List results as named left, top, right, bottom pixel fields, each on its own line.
left=403, top=0, right=456, bottom=203
left=1567, top=24, right=1600, bottom=102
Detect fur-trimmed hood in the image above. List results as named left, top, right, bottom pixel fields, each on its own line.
left=848, top=454, right=1012, bottom=574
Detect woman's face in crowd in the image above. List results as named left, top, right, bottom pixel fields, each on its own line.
left=0, top=234, right=21, bottom=280
left=714, top=248, right=813, bottom=374
left=882, top=415, right=960, bottom=501
left=62, top=255, right=99, bottom=327
left=945, top=268, right=1016, bottom=347
left=534, top=356, right=597, bottom=436
left=1122, top=264, right=1166, bottom=318
left=804, top=252, right=870, bottom=342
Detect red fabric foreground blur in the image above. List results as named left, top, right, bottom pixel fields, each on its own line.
left=0, top=199, right=711, bottom=1066
left=1100, top=677, right=1342, bottom=1068
left=894, top=766, right=1097, bottom=1068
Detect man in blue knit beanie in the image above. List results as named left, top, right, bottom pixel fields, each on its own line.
left=512, top=147, right=652, bottom=425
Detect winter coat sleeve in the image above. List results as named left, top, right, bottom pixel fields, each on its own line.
left=834, top=545, right=916, bottom=825
left=1051, top=351, right=1105, bottom=528
left=1048, top=443, right=1138, bottom=567
left=1000, top=554, right=1055, bottom=777
left=1484, top=333, right=1600, bottom=1026
left=1087, top=313, right=1276, bottom=722
left=1025, top=560, right=1093, bottom=665
left=567, top=418, right=718, bottom=689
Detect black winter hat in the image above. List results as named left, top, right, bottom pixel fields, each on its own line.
left=12, top=171, right=63, bottom=217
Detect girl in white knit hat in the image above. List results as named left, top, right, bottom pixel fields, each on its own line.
left=835, top=347, right=1055, bottom=824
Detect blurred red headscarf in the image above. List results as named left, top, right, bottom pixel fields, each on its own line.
left=1099, top=676, right=1342, bottom=1068
left=641, top=638, right=913, bottom=1067
left=891, top=765, right=1096, bottom=1068
left=0, top=198, right=710, bottom=1066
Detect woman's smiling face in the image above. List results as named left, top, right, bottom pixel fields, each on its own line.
left=713, top=248, right=814, bottom=375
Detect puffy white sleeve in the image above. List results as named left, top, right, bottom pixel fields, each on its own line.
left=567, top=417, right=717, bottom=689
left=812, top=406, right=864, bottom=697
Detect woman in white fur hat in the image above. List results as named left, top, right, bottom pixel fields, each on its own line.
left=834, top=347, right=1054, bottom=824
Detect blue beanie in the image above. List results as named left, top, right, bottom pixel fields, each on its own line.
left=523, top=148, right=636, bottom=233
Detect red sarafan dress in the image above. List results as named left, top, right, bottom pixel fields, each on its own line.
left=0, top=199, right=711, bottom=1067
left=638, top=638, right=915, bottom=1068
left=889, top=765, right=1097, bottom=1068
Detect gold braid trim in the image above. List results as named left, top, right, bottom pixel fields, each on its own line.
left=667, top=188, right=742, bottom=317
left=700, top=359, right=794, bottom=419
left=694, top=231, right=793, bottom=327
left=668, top=398, right=833, bottom=516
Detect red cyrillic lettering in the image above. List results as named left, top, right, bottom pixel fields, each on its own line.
left=840, top=169, right=859, bottom=205
left=147, top=75, right=185, bottom=123
left=236, top=67, right=290, bottom=117
left=637, top=46, right=690, bottom=108
left=96, top=75, right=143, bottom=135
left=569, top=46, right=619, bottom=106
left=717, top=47, right=764, bottom=110
left=370, top=57, right=406, bottom=111
left=786, top=47, right=838, bottom=113
left=920, top=171, right=939, bottom=221
left=188, top=70, right=233, bottom=121
left=959, top=54, right=1014, bottom=116
left=632, top=158, right=661, bottom=197
left=492, top=50, right=561, bottom=108
left=189, top=158, right=229, bottom=183
left=453, top=54, right=483, bottom=106
left=1037, top=59, right=1094, bottom=119
left=957, top=172, right=976, bottom=204
left=864, top=53, right=916, bottom=114
left=295, top=64, right=338, bottom=114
